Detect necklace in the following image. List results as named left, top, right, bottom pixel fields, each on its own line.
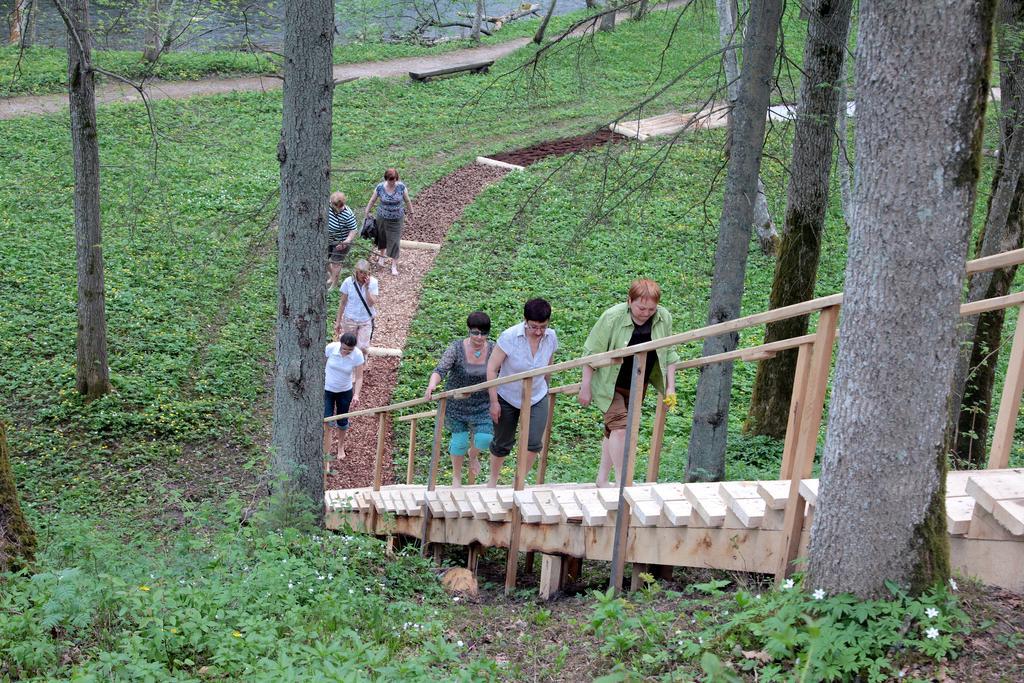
left=473, top=349, right=483, bottom=358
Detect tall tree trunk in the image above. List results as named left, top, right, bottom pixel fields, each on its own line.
left=9, top=0, right=25, bottom=45
left=143, top=0, right=162, bottom=62
left=599, top=1, right=616, bottom=32
left=807, top=0, right=995, bottom=598
left=65, top=0, right=111, bottom=400
left=685, top=0, right=783, bottom=482
left=272, top=0, right=334, bottom=515
left=533, top=0, right=556, bottom=44
left=716, top=0, right=777, bottom=257
left=950, top=0, right=1024, bottom=467
left=632, top=0, right=649, bottom=21
left=744, top=0, right=854, bottom=438
left=0, top=422, right=37, bottom=573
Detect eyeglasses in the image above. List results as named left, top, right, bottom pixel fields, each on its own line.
left=525, top=322, right=549, bottom=332
left=468, top=329, right=488, bottom=337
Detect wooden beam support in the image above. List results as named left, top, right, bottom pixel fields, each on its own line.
left=777, top=306, right=839, bottom=584
left=647, top=392, right=667, bottom=483
left=989, top=305, right=1024, bottom=469
left=368, top=413, right=387, bottom=533
left=406, top=418, right=418, bottom=485
left=778, top=343, right=813, bottom=480
left=609, top=352, right=647, bottom=593
left=420, top=398, right=446, bottom=557
left=539, top=554, right=564, bottom=600
left=505, top=377, right=533, bottom=595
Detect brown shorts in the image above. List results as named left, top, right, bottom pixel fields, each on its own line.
left=342, top=317, right=372, bottom=350
left=603, top=385, right=648, bottom=437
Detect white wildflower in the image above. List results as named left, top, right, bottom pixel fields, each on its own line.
left=288, top=582, right=294, bottom=589
left=925, top=627, right=939, bottom=640
left=782, top=579, right=795, bottom=590
left=308, top=588, right=314, bottom=594
left=453, top=596, right=461, bottom=602
left=812, top=589, right=826, bottom=600
left=925, top=607, right=939, bottom=619
left=456, top=640, right=464, bottom=647
left=949, top=578, right=958, bottom=591
left=349, top=588, right=355, bottom=594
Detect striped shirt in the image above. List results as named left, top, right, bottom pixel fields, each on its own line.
left=328, top=204, right=357, bottom=244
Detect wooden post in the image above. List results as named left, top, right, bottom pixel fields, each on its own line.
left=467, top=426, right=478, bottom=486
left=368, top=412, right=387, bottom=534
left=526, top=392, right=558, bottom=575
left=467, top=542, right=482, bottom=574
left=420, top=399, right=446, bottom=557
left=609, top=352, right=647, bottom=594
left=778, top=342, right=814, bottom=480
left=776, top=306, right=840, bottom=584
left=504, top=377, right=533, bottom=595
left=406, top=418, right=418, bottom=484
left=539, top=554, right=564, bottom=600
left=989, top=304, right=1024, bottom=469
left=646, top=389, right=667, bottom=482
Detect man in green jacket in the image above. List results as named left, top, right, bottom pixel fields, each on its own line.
left=578, top=279, right=679, bottom=487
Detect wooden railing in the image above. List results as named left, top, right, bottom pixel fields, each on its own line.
left=325, top=247, right=1024, bottom=592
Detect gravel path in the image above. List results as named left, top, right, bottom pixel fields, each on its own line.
left=0, top=0, right=690, bottom=120
left=328, top=163, right=510, bottom=489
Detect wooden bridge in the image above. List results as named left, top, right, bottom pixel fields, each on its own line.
left=325, top=248, right=1024, bottom=596
left=326, top=469, right=1024, bottom=596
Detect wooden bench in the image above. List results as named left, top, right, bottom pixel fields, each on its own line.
left=409, top=61, right=494, bottom=82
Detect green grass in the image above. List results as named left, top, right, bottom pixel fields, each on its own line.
left=0, top=2, right=744, bottom=525
left=0, top=4, right=613, bottom=97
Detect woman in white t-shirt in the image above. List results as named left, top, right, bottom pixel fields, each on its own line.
left=324, top=332, right=366, bottom=472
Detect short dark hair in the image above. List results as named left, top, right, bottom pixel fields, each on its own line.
left=467, top=311, right=491, bottom=334
left=523, top=298, right=551, bottom=323
left=340, top=333, right=358, bottom=348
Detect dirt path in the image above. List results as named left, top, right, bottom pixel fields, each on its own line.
left=0, top=1, right=690, bottom=120
left=328, top=164, right=511, bottom=489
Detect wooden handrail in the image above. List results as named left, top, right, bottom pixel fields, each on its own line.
left=325, top=292, right=844, bottom=423
left=965, top=247, right=1024, bottom=274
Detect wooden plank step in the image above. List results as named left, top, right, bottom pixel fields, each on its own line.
left=632, top=500, right=663, bottom=527
left=485, top=499, right=510, bottom=522
left=652, top=483, right=688, bottom=505
left=552, top=489, right=584, bottom=522
left=663, top=499, right=692, bottom=526
left=369, top=491, right=386, bottom=512
left=575, top=489, right=609, bottom=526
left=799, top=479, right=819, bottom=506
left=946, top=496, right=975, bottom=535
left=520, top=502, right=544, bottom=524
left=728, top=497, right=766, bottom=528
left=685, top=482, right=727, bottom=527
left=966, top=470, right=1024, bottom=513
left=450, top=489, right=475, bottom=518
left=993, top=499, right=1024, bottom=536
left=496, top=488, right=515, bottom=509
left=596, top=487, right=621, bottom=510
left=402, top=489, right=423, bottom=517
left=757, top=480, right=791, bottom=510
left=947, top=470, right=972, bottom=497
left=719, top=481, right=760, bottom=503
left=466, top=491, right=490, bottom=519
left=623, top=486, right=653, bottom=506
left=532, top=490, right=562, bottom=524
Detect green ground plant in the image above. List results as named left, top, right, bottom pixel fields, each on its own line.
left=582, top=576, right=969, bottom=682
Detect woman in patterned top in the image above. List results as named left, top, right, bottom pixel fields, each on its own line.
left=424, top=311, right=495, bottom=487
left=365, top=168, right=413, bottom=276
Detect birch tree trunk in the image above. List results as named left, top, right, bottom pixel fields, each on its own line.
left=807, top=0, right=995, bottom=597
left=685, top=0, right=783, bottom=482
left=272, top=0, right=334, bottom=515
left=745, top=0, right=854, bottom=438
left=950, top=0, right=1024, bottom=467
left=65, top=0, right=111, bottom=400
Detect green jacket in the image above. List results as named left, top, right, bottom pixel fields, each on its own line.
left=582, top=302, right=681, bottom=413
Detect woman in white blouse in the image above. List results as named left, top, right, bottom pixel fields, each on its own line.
left=324, top=332, right=365, bottom=474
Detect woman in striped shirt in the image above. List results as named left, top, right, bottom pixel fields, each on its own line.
left=326, top=191, right=357, bottom=288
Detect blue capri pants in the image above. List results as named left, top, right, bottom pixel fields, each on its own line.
left=446, top=415, right=493, bottom=457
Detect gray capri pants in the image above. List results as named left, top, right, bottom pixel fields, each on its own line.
left=379, top=216, right=404, bottom=259
left=490, top=394, right=549, bottom=456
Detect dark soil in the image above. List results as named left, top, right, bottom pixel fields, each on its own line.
left=402, top=164, right=511, bottom=243
left=489, top=129, right=628, bottom=167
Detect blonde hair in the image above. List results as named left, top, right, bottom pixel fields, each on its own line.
left=330, top=191, right=346, bottom=207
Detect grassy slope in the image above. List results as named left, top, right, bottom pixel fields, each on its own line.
left=1, top=3, right=746, bottom=523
